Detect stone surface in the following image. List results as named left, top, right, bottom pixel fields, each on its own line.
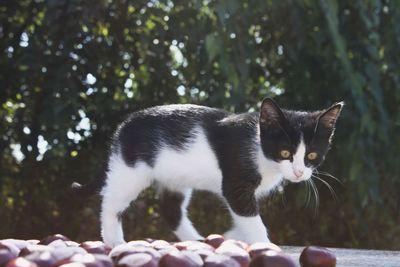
left=283, top=246, right=400, bottom=267
left=2, top=235, right=400, bottom=267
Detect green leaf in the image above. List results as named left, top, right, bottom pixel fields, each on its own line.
left=205, top=33, right=222, bottom=62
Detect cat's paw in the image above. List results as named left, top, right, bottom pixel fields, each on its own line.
left=224, top=228, right=243, bottom=241
left=224, top=228, right=270, bottom=244
left=103, top=238, right=126, bottom=248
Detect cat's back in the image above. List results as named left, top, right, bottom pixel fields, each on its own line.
left=116, top=104, right=228, bottom=135
left=112, top=104, right=228, bottom=162
left=130, top=103, right=227, bottom=120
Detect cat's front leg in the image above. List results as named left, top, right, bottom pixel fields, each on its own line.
left=225, top=211, right=270, bottom=244
left=223, top=185, right=270, bottom=244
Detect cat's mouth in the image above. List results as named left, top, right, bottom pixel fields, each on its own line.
left=281, top=168, right=313, bottom=183
left=284, top=176, right=305, bottom=183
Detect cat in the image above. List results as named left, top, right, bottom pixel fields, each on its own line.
left=72, top=98, right=343, bottom=247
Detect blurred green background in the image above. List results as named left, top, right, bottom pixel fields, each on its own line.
left=1, top=0, right=399, bottom=249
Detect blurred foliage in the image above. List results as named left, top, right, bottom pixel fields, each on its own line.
left=1, top=0, right=400, bottom=249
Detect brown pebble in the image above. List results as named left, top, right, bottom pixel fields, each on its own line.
left=115, top=247, right=161, bottom=263
left=127, top=241, right=151, bottom=248
left=247, top=242, right=282, bottom=258
left=0, top=249, right=16, bottom=267
left=299, top=246, right=336, bottom=267
left=204, top=253, right=241, bottom=267
left=174, top=241, right=214, bottom=252
left=19, top=245, right=53, bottom=257
left=150, top=240, right=170, bottom=251
left=5, top=258, right=38, bottom=267
left=0, top=242, right=20, bottom=257
left=117, top=253, right=158, bottom=267
left=219, top=240, right=249, bottom=250
left=79, top=241, right=111, bottom=255
left=39, top=235, right=70, bottom=246
left=159, top=250, right=202, bottom=267
left=215, top=243, right=250, bottom=267
left=204, top=235, right=225, bottom=249
left=249, top=251, right=296, bottom=267
left=54, top=254, right=103, bottom=267
left=23, top=251, right=56, bottom=267
left=92, top=254, right=113, bottom=267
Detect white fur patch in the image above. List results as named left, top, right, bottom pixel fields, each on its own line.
left=255, top=147, right=284, bottom=198
left=174, top=189, right=203, bottom=240
left=101, top=154, right=153, bottom=246
left=293, top=139, right=306, bottom=172
left=152, top=127, right=223, bottom=193
left=225, top=211, right=270, bottom=244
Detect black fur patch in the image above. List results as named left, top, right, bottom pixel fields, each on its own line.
left=204, top=113, right=262, bottom=216
left=158, top=189, right=185, bottom=230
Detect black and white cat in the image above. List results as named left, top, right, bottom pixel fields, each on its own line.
left=72, top=98, right=343, bottom=247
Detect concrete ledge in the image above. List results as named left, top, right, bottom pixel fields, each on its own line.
left=283, top=246, right=400, bottom=267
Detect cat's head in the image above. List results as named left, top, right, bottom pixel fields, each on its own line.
left=259, top=98, right=343, bottom=183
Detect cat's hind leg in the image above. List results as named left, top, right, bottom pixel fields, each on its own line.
left=100, top=156, right=152, bottom=247
left=159, top=188, right=203, bottom=241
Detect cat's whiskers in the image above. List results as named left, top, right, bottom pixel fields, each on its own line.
left=311, top=174, right=338, bottom=202
left=305, top=179, right=312, bottom=208
left=315, top=170, right=343, bottom=185
left=304, top=180, right=309, bottom=207
left=308, top=178, right=319, bottom=216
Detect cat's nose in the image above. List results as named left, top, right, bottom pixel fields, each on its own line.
left=294, top=169, right=304, bottom=178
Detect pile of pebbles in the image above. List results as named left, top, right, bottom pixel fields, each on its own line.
left=0, top=234, right=336, bottom=267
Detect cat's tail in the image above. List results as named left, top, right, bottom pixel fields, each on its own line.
left=70, top=178, right=105, bottom=197
left=70, top=158, right=108, bottom=198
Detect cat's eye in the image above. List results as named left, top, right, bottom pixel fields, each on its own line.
left=280, top=150, right=291, bottom=159
left=307, top=152, right=318, bottom=160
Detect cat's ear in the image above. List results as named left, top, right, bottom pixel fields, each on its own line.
left=317, top=101, right=344, bottom=129
left=260, top=98, right=285, bottom=125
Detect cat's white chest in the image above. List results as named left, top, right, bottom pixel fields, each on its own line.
left=152, top=127, right=223, bottom=193
left=255, top=148, right=283, bottom=198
